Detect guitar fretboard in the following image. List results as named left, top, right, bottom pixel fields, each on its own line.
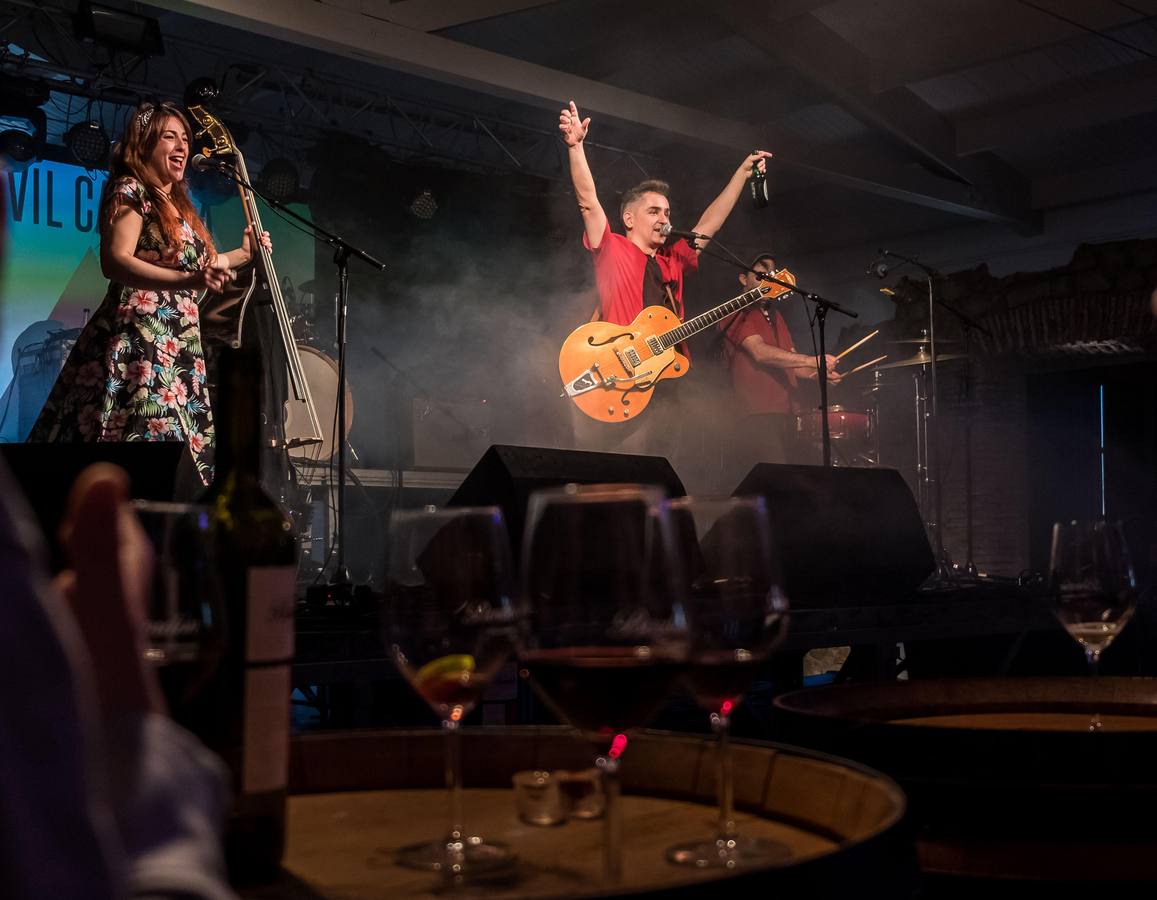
left=658, top=286, right=769, bottom=350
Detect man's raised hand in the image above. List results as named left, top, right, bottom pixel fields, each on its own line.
left=559, top=100, right=590, bottom=147
left=742, top=150, right=773, bottom=178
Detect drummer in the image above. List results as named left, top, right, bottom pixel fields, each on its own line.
left=718, top=252, right=841, bottom=469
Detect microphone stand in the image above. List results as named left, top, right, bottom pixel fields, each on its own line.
left=695, top=241, right=857, bottom=466
left=204, top=160, right=386, bottom=600
left=798, top=290, right=858, bottom=467
left=875, top=250, right=990, bottom=583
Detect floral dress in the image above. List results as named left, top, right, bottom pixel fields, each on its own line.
left=28, top=177, right=215, bottom=484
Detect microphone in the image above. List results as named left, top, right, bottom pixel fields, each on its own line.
left=659, top=223, right=707, bottom=240
left=866, top=250, right=889, bottom=279
left=190, top=152, right=233, bottom=173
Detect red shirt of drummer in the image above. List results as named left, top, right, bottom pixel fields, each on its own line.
left=583, top=219, right=699, bottom=326
left=720, top=306, right=797, bottom=415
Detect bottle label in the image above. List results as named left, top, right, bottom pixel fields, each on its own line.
left=246, top=566, right=297, bottom=663
left=243, top=664, right=291, bottom=794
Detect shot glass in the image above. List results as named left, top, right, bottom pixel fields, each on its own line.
left=512, top=770, right=564, bottom=826
left=558, top=768, right=605, bottom=820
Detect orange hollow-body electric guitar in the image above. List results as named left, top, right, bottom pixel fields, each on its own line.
left=559, top=269, right=796, bottom=423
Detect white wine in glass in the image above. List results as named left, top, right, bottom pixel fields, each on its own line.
left=382, top=505, right=523, bottom=881
left=1049, top=519, right=1137, bottom=729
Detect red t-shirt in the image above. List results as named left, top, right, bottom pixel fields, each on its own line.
left=720, top=306, right=798, bottom=415
left=583, top=219, right=699, bottom=325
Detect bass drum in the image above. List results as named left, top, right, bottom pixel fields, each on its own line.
left=285, top=344, right=353, bottom=463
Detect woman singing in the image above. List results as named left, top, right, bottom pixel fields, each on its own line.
left=29, top=101, right=267, bottom=486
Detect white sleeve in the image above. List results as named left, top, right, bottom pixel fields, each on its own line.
left=104, top=713, right=236, bottom=900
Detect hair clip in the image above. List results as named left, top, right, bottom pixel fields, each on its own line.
left=137, top=106, right=155, bottom=131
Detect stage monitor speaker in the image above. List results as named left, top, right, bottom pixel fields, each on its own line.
left=0, top=442, right=187, bottom=563
left=733, top=463, right=933, bottom=606
left=448, top=445, right=685, bottom=559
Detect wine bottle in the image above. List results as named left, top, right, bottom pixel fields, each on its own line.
left=197, top=346, right=298, bottom=882
left=749, top=160, right=769, bottom=209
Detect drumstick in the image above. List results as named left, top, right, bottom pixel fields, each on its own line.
left=834, top=329, right=878, bottom=362
left=846, top=354, right=887, bottom=375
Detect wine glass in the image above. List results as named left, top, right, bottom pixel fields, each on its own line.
left=381, top=505, right=522, bottom=880
left=663, top=496, right=790, bottom=869
left=519, top=484, right=688, bottom=884
left=130, top=499, right=226, bottom=706
left=1050, top=519, right=1137, bottom=731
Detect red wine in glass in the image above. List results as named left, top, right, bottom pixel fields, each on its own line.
left=520, top=484, right=689, bottom=884
left=665, top=496, right=791, bottom=869
left=520, top=646, right=687, bottom=736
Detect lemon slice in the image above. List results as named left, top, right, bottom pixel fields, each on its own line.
left=413, top=654, right=476, bottom=688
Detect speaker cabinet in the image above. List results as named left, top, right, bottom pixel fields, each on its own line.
left=734, top=463, right=933, bottom=606
left=448, top=445, right=685, bottom=558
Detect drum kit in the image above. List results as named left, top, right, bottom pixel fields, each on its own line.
left=795, top=332, right=970, bottom=510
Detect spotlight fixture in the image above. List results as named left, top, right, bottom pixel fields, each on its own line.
left=0, top=128, right=39, bottom=163
left=74, top=2, right=164, bottom=56
left=183, top=76, right=219, bottom=108
left=66, top=120, right=110, bottom=167
left=259, top=159, right=300, bottom=201
left=0, top=104, right=46, bottom=164
left=408, top=188, right=437, bottom=220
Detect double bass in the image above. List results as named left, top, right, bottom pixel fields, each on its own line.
left=186, top=102, right=328, bottom=458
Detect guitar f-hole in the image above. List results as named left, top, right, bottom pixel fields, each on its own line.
left=587, top=331, right=632, bottom=347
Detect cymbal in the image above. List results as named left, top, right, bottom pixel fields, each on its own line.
left=876, top=351, right=968, bottom=370
left=890, top=337, right=960, bottom=345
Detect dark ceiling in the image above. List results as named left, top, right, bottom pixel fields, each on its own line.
left=6, top=0, right=1157, bottom=259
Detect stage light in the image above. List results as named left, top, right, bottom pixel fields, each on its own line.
left=409, top=188, right=437, bottom=220
left=0, top=128, right=38, bottom=163
left=66, top=120, right=110, bottom=166
left=0, top=105, right=46, bottom=165
left=183, top=76, right=219, bottom=108
left=259, top=159, right=299, bottom=201
left=74, top=2, right=164, bottom=56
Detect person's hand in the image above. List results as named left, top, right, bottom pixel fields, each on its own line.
left=53, top=464, right=165, bottom=719
left=240, top=225, right=271, bottom=261
left=739, top=150, right=773, bottom=178
left=559, top=100, right=590, bottom=147
left=197, top=264, right=235, bottom=293
left=797, top=354, right=842, bottom=382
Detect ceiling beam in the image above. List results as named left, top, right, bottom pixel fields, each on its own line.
left=957, top=59, right=1157, bottom=155
left=149, top=0, right=1031, bottom=223
left=773, top=142, right=1033, bottom=224
left=864, top=1, right=1143, bottom=94
left=719, top=1, right=1036, bottom=228
left=353, top=0, right=564, bottom=33
left=1032, top=153, right=1157, bottom=209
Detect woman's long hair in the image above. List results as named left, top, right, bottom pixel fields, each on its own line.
left=101, top=101, right=216, bottom=256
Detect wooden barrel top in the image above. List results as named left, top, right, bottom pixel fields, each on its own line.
left=241, top=727, right=909, bottom=898
left=774, top=677, right=1157, bottom=883
left=773, top=676, right=1157, bottom=728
